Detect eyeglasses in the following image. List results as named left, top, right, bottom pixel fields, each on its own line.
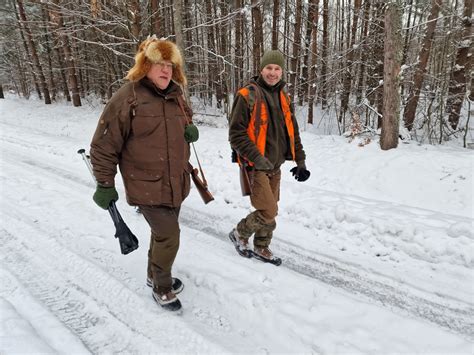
left=156, top=62, right=175, bottom=70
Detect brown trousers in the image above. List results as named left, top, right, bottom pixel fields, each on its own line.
left=237, top=169, right=281, bottom=247
left=139, top=205, right=180, bottom=293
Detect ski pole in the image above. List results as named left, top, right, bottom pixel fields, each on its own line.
left=77, top=149, right=139, bottom=255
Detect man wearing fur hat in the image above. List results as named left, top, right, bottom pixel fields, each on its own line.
left=228, top=50, right=310, bottom=264
left=90, top=36, right=198, bottom=311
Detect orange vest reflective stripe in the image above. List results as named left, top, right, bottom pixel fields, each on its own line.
left=238, top=86, right=296, bottom=163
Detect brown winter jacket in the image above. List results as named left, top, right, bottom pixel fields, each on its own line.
left=90, top=78, right=192, bottom=207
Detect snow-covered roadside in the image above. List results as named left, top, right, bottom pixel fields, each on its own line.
left=1, top=96, right=473, bottom=353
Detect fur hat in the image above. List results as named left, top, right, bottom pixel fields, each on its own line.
left=260, top=50, right=285, bottom=71
left=126, top=36, right=187, bottom=85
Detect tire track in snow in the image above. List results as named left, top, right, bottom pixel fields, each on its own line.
left=179, top=208, right=474, bottom=339
left=2, top=135, right=473, bottom=340
left=0, top=145, right=240, bottom=353
left=0, top=209, right=226, bottom=354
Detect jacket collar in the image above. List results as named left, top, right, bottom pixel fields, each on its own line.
left=254, top=75, right=286, bottom=93
left=140, top=77, right=182, bottom=98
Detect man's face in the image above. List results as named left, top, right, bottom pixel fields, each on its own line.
left=146, top=61, right=174, bottom=89
left=260, top=64, right=283, bottom=86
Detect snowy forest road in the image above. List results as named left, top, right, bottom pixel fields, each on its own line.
left=180, top=208, right=474, bottom=339
left=1, top=123, right=472, bottom=345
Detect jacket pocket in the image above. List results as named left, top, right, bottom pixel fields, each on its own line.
left=132, top=111, right=164, bottom=139
left=124, top=169, right=163, bottom=205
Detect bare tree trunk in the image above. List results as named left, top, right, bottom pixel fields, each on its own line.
left=446, top=0, right=472, bottom=130
left=129, top=0, right=141, bottom=41
left=300, top=0, right=318, bottom=105
left=151, top=0, right=161, bottom=36
left=13, top=9, right=35, bottom=99
left=381, top=1, right=402, bottom=150
left=290, top=0, right=303, bottom=99
left=403, top=0, right=441, bottom=131
left=320, top=0, right=329, bottom=108
left=251, top=0, right=264, bottom=72
left=55, top=44, right=71, bottom=101
left=174, top=0, right=188, bottom=100
left=355, top=0, right=371, bottom=104
left=0, top=84, right=4, bottom=99
left=366, top=2, right=384, bottom=128
left=272, top=0, right=280, bottom=50
left=307, top=0, right=321, bottom=124
left=283, top=0, right=290, bottom=62
left=16, top=0, right=51, bottom=104
left=218, top=1, right=231, bottom=113
left=50, top=0, right=81, bottom=107
left=91, top=0, right=101, bottom=18
left=340, top=0, right=362, bottom=121
left=401, top=0, right=414, bottom=66
left=234, top=0, right=244, bottom=89
left=41, top=6, right=56, bottom=101
left=205, top=0, right=218, bottom=106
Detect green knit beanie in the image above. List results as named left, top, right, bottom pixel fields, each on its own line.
left=260, top=50, right=285, bottom=71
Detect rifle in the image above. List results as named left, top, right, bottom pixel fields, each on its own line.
left=78, top=149, right=139, bottom=255
left=190, top=166, right=214, bottom=204
left=176, top=95, right=214, bottom=205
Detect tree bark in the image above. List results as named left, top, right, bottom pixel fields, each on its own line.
left=16, top=0, right=51, bottom=104
left=50, top=0, right=82, bottom=106
left=381, top=2, right=402, bottom=150
left=340, top=0, right=362, bottom=121
left=234, top=0, right=244, bottom=89
left=174, top=0, right=188, bottom=100
left=446, top=0, right=472, bottom=130
left=271, top=0, right=280, bottom=50
left=403, top=0, right=441, bottom=131
left=290, top=0, right=303, bottom=99
left=307, top=0, right=320, bottom=124
left=251, top=0, right=264, bottom=72
left=129, top=0, right=141, bottom=41
left=205, top=0, right=218, bottom=106
left=41, top=5, right=56, bottom=101
left=320, top=0, right=329, bottom=108
left=150, top=0, right=161, bottom=36
left=355, top=0, right=371, bottom=104
left=366, top=2, right=384, bottom=128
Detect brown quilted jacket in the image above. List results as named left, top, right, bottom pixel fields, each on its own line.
left=90, top=78, right=192, bottom=207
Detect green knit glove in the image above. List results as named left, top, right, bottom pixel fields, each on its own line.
left=93, top=186, right=118, bottom=209
left=184, top=124, right=199, bottom=143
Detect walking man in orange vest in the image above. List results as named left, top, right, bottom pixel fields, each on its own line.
left=228, top=50, right=310, bottom=265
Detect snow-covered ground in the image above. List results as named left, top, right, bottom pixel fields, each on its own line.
left=0, top=95, right=473, bottom=354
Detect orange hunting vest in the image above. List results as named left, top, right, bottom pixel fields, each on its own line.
left=238, top=84, right=296, bottom=164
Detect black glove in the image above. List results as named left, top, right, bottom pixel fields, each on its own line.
left=254, top=155, right=274, bottom=170
left=290, top=162, right=310, bottom=182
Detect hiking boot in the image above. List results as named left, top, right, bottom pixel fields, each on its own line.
left=229, top=228, right=251, bottom=257
left=231, top=228, right=249, bottom=249
left=146, top=277, right=184, bottom=294
left=152, top=290, right=182, bottom=311
left=253, top=246, right=274, bottom=260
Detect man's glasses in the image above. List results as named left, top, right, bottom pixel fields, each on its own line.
left=156, top=62, right=175, bottom=70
